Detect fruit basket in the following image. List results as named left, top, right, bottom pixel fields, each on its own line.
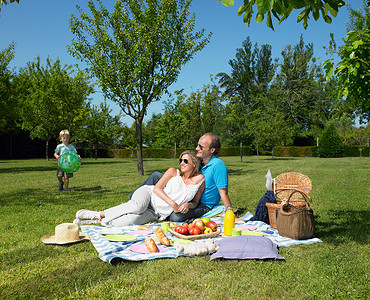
left=168, top=228, right=221, bottom=240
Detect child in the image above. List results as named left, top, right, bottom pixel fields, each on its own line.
left=54, top=129, right=80, bottom=192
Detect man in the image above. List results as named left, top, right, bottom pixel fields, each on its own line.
left=129, top=132, right=232, bottom=222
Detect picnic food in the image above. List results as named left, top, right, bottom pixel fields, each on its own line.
left=137, top=225, right=149, bottom=230
left=155, top=227, right=170, bottom=246
left=206, top=221, right=218, bottom=232
left=169, top=222, right=177, bottom=229
left=144, top=238, right=159, bottom=252
left=193, top=219, right=205, bottom=231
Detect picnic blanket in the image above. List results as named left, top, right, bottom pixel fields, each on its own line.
left=81, top=210, right=322, bottom=264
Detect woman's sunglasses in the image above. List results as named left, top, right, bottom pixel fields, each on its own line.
left=179, top=158, right=189, bottom=164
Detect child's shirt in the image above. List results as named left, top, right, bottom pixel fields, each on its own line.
left=55, top=143, right=77, bottom=156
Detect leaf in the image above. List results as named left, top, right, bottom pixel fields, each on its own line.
left=256, top=0, right=273, bottom=14
left=222, top=0, right=234, bottom=7
left=312, top=8, right=320, bottom=21
left=256, top=12, right=264, bottom=23
left=352, top=40, right=364, bottom=49
left=266, top=11, right=274, bottom=31
left=323, top=3, right=338, bottom=17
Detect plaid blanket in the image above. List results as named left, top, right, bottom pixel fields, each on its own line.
left=81, top=211, right=322, bottom=264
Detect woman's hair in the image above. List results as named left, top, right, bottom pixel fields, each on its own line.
left=59, top=129, right=70, bottom=139
left=179, top=150, right=201, bottom=178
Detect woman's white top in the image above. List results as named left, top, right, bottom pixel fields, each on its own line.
left=150, top=170, right=205, bottom=220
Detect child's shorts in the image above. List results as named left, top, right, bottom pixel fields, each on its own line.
left=56, top=165, right=73, bottom=178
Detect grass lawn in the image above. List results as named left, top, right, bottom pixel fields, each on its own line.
left=0, top=156, right=369, bottom=299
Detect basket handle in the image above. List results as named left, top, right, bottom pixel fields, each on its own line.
left=275, top=187, right=312, bottom=203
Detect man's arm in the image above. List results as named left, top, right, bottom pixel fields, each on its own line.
left=218, top=188, right=232, bottom=208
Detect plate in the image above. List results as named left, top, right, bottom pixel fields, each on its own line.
left=241, top=231, right=264, bottom=236
left=99, top=228, right=123, bottom=235
left=130, top=243, right=166, bottom=254
left=168, top=228, right=221, bottom=240
left=127, top=230, right=153, bottom=235
left=104, top=234, right=137, bottom=242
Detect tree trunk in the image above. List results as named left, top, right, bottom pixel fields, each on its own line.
left=135, top=117, right=144, bottom=176
left=256, top=140, right=259, bottom=159
left=46, top=139, right=49, bottom=161
left=9, top=133, right=13, bottom=159
left=94, top=145, right=98, bottom=160
left=239, top=139, right=243, bottom=162
left=174, top=141, right=177, bottom=159
left=271, top=144, right=274, bottom=160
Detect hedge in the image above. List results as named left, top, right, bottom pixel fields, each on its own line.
left=81, top=146, right=368, bottom=159
left=105, top=146, right=254, bottom=159
left=274, top=146, right=369, bottom=157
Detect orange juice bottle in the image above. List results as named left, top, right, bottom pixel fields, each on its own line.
left=224, top=206, right=235, bottom=236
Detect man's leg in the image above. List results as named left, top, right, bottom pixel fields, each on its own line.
left=168, top=202, right=211, bottom=223
left=128, top=171, right=163, bottom=199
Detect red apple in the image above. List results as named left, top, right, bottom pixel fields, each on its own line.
left=194, top=219, right=205, bottom=231
left=206, top=221, right=218, bottom=232
left=189, top=227, right=201, bottom=235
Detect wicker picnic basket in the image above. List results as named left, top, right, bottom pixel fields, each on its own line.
left=266, top=172, right=312, bottom=229
left=276, top=196, right=315, bottom=240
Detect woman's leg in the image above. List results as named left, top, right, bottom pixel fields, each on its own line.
left=105, top=209, right=157, bottom=226
left=102, top=186, right=153, bottom=225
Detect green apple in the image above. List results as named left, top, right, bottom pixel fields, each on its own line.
left=201, top=217, right=211, bottom=225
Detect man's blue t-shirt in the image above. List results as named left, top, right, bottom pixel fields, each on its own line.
left=200, top=155, right=228, bottom=209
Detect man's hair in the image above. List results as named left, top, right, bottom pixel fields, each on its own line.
left=59, top=129, right=70, bottom=139
left=205, top=132, right=221, bottom=155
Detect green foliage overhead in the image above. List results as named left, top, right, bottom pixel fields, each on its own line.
left=318, top=122, right=344, bottom=158
left=322, top=2, right=369, bottom=123
left=218, top=0, right=345, bottom=30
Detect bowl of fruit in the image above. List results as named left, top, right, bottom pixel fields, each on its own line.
left=168, top=217, right=220, bottom=240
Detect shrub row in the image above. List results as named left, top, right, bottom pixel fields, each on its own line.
left=274, top=146, right=369, bottom=157
left=80, top=146, right=369, bottom=159
left=104, top=146, right=254, bottom=159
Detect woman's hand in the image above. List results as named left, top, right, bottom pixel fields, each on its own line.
left=178, top=203, right=190, bottom=214
left=171, top=202, right=180, bottom=213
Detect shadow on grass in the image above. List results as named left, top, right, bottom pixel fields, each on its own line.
left=0, top=166, right=55, bottom=174
left=81, top=160, right=129, bottom=166
left=0, top=186, right=109, bottom=206
left=228, top=168, right=258, bottom=176
left=315, top=210, right=370, bottom=245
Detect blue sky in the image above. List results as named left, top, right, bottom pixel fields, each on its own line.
left=0, top=0, right=363, bottom=125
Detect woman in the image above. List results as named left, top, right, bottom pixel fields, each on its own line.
left=73, top=150, right=205, bottom=226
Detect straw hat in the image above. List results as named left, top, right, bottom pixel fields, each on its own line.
left=42, top=223, right=90, bottom=245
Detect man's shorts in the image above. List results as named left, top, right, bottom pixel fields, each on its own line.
left=56, top=165, right=73, bottom=178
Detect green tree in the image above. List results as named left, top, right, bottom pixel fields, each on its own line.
left=0, top=42, right=17, bottom=131
left=68, top=0, right=211, bottom=175
left=271, top=36, right=332, bottom=135
left=318, top=122, right=344, bottom=158
left=0, top=42, right=20, bottom=159
left=217, top=37, right=275, bottom=156
left=18, top=57, right=93, bottom=159
left=323, top=1, right=369, bottom=123
left=219, top=0, right=345, bottom=30
left=78, top=102, right=122, bottom=159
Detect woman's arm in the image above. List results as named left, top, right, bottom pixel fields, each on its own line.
left=177, top=180, right=205, bottom=214
left=153, top=167, right=180, bottom=213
